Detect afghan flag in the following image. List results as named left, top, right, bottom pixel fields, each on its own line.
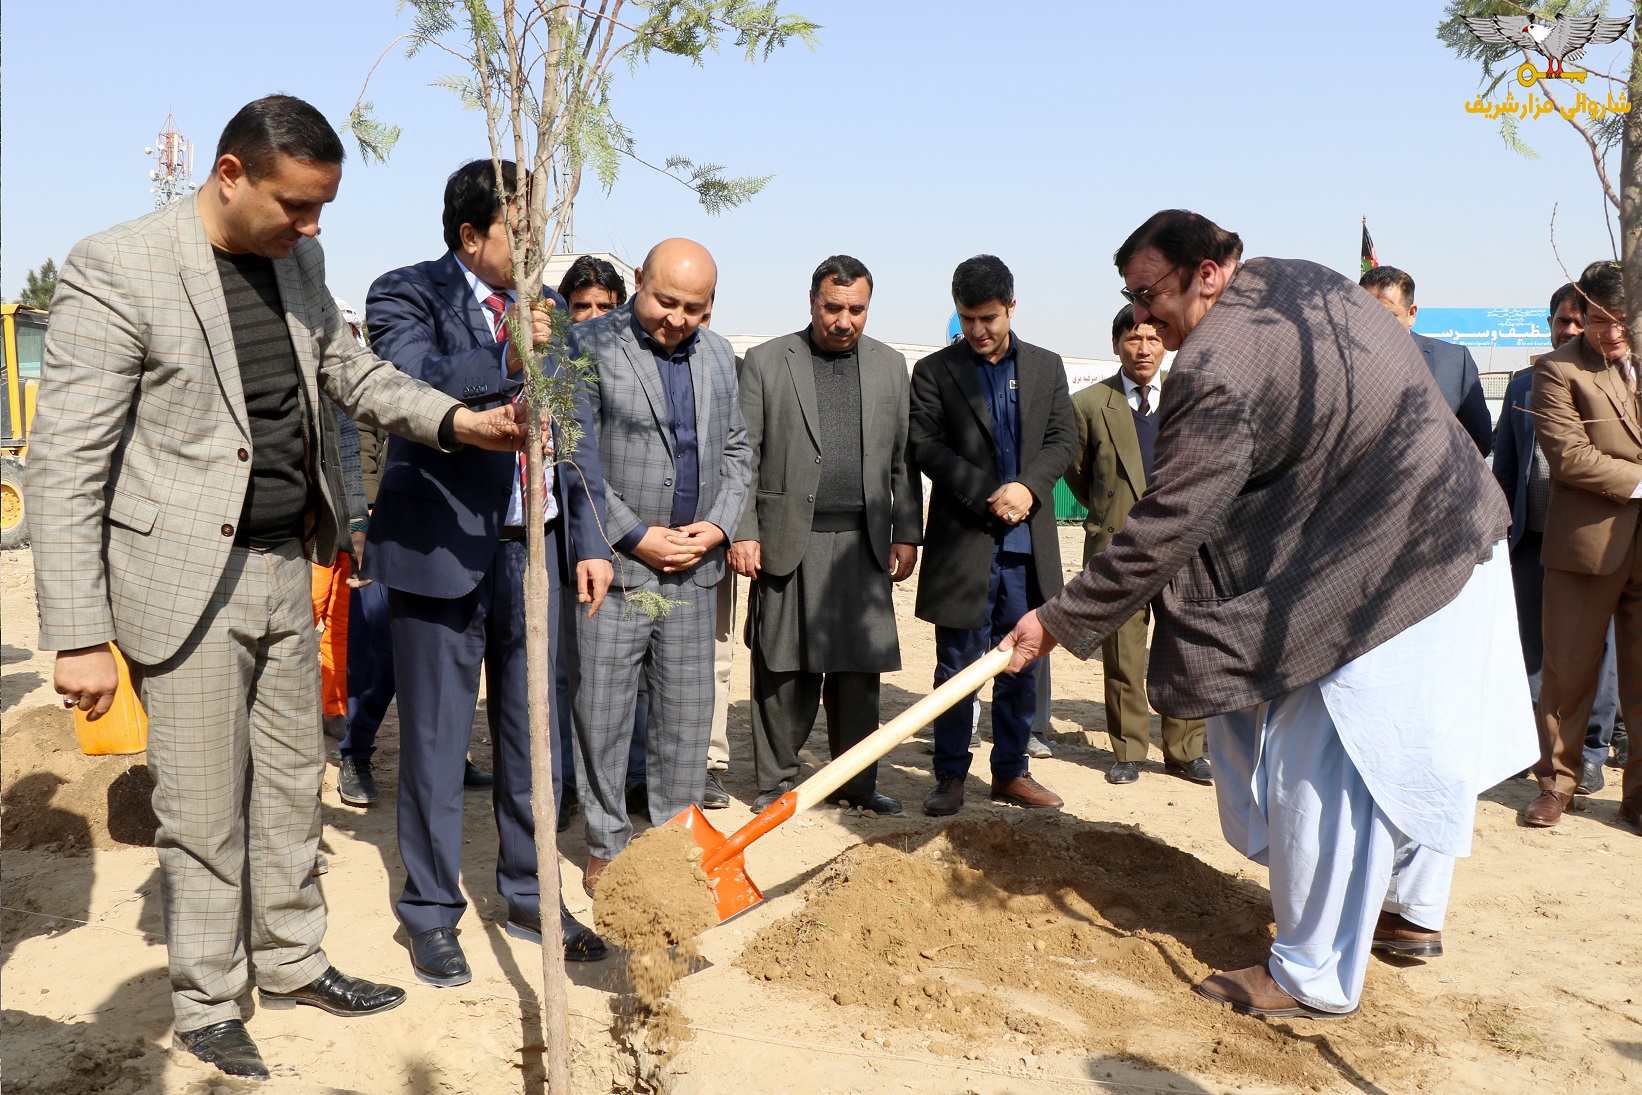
left=1361, top=220, right=1379, bottom=274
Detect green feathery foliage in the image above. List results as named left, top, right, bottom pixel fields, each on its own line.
left=17, top=259, right=57, bottom=310
left=345, top=103, right=404, bottom=164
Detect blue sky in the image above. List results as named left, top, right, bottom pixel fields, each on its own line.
left=2, top=1, right=1630, bottom=358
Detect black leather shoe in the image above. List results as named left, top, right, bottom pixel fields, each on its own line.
left=753, top=779, right=795, bottom=812
left=923, top=777, right=965, bottom=817
left=1610, top=727, right=1629, bottom=768
left=557, top=786, right=579, bottom=833
left=338, top=757, right=379, bottom=806
left=174, top=1019, right=269, bottom=1080
left=837, top=792, right=902, bottom=815
left=1577, top=759, right=1606, bottom=795
left=260, top=966, right=406, bottom=1016
left=626, top=780, right=650, bottom=819
left=503, top=904, right=610, bottom=962
left=409, top=927, right=471, bottom=987
left=464, top=761, right=494, bottom=789
left=1165, top=757, right=1214, bottom=785
left=702, top=770, right=730, bottom=809
left=1107, top=760, right=1143, bottom=785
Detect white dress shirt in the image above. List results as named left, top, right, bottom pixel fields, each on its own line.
left=1119, top=371, right=1158, bottom=413
left=458, top=259, right=558, bottom=525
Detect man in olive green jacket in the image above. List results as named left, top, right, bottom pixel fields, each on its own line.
left=1065, top=305, right=1208, bottom=786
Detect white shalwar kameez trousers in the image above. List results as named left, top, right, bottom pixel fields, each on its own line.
left=1206, top=542, right=1537, bottom=1014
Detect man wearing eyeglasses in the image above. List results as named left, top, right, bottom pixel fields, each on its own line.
left=1525, top=260, right=1642, bottom=832
left=909, top=254, right=1076, bottom=818
left=1001, top=210, right=1535, bottom=1020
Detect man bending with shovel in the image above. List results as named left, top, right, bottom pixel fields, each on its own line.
left=1002, top=210, right=1536, bottom=1020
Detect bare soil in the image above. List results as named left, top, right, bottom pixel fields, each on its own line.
left=2, top=534, right=1639, bottom=1095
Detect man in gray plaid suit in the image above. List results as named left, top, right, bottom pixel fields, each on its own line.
left=566, top=238, right=751, bottom=892
left=26, top=96, right=528, bottom=1081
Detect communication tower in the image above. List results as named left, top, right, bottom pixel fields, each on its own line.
left=145, top=115, right=196, bottom=209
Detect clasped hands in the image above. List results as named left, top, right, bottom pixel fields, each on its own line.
left=987, top=481, right=1035, bottom=526
left=631, top=522, right=726, bottom=574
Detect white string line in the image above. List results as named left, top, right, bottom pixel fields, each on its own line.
left=0, top=905, right=160, bottom=941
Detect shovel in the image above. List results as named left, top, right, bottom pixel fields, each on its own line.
left=670, top=646, right=1014, bottom=923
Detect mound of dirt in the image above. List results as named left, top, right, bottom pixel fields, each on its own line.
left=593, top=823, right=719, bottom=1091
left=1, top=705, right=158, bottom=851
left=740, top=813, right=1457, bottom=1092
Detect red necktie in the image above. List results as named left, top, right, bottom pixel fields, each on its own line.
left=482, top=292, right=508, bottom=344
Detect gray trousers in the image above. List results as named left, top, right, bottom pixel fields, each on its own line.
left=750, top=654, right=880, bottom=802
left=571, top=573, right=715, bottom=859
left=135, top=541, right=329, bottom=1031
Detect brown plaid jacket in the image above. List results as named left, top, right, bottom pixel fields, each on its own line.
left=26, top=198, right=457, bottom=663
left=1038, top=258, right=1509, bottom=719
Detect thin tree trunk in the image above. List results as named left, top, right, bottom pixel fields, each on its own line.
left=523, top=409, right=572, bottom=1094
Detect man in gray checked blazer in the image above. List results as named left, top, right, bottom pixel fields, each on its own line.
left=566, top=238, right=751, bottom=891
left=25, top=96, right=526, bottom=1082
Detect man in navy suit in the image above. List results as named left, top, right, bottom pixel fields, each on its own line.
left=1360, top=266, right=1493, bottom=456
left=365, top=159, right=613, bottom=986
left=1492, top=282, right=1623, bottom=793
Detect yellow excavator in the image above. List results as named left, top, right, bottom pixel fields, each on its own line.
left=2, top=304, right=47, bottom=550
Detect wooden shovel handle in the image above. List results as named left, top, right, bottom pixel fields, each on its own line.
left=793, top=646, right=1015, bottom=814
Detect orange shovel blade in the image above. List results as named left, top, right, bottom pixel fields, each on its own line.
left=669, top=792, right=797, bottom=923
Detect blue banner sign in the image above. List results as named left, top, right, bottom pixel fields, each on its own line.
left=1412, top=307, right=1550, bottom=348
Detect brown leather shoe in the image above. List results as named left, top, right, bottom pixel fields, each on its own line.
left=582, top=855, right=610, bottom=897
left=1372, top=911, right=1443, bottom=957
left=1524, top=789, right=1571, bottom=827
left=923, top=777, right=966, bottom=817
left=1196, top=964, right=1358, bottom=1019
left=990, top=773, right=1063, bottom=809
left=1619, top=801, right=1640, bottom=830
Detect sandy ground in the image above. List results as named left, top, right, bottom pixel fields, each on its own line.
left=2, top=530, right=1639, bottom=1095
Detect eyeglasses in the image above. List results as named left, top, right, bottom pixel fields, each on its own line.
left=1121, top=268, right=1177, bottom=306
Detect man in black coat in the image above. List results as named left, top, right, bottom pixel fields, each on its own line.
left=909, top=255, right=1076, bottom=816
left=1359, top=266, right=1492, bottom=456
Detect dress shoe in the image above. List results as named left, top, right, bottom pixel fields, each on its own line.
left=1196, top=964, right=1357, bottom=1020
left=1524, top=789, right=1572, bottom=827
left=583, top=855, right=610, bottom=897
left=702, top=770, right=730, bottom=809
left=753, top=779, right=795, bottom=812
left=504, top=904, right=610, bottom=962
left=836, top=791, right=902, bottom=815
left=408, top=926, right=471, bottom=987
left=1577, top=759, right=1606, bottom=795
left=1025, top=733, right=1053, bottom=759
left=991, top=773, right=1063, bottom=809
left=1619, top=801, right=1640, bottom=831
left=323, top=713, right=348, bottom=740
left=463, top=761, right=494, bottom=788
left=923, top=777, right=966, bottom=816
left=1371, top=911, right=1443, bottom=957
left=260, top=966, right=406, bottom=1016
left=557, top=786, right=579, bottom=833
left=337, top=757, right=379, bottom=806
left=626, top=780, right=650, bottom=819
left=1106, top=760, right=1143, bottom=785
left=1609, top=727, right=1629, bottom=768
left=173, top=1018, right=269, bottom=1080
left=1165, top=757, right=1214, bottom=784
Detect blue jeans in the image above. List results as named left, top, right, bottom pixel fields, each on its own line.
left=931, top=548, right=1038, bottom=783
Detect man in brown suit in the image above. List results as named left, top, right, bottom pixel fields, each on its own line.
left=1066, top=305, right=1209, bottom=786
left=1003, top=210, right=1534, bottom=1019
left=1525, top=260, right=1642, bottom=831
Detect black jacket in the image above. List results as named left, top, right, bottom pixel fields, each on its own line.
left=908, top=336, right=1076, bottom=629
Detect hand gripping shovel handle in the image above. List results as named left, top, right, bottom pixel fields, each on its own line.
left=702, top=646, right=1015, bottom=874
